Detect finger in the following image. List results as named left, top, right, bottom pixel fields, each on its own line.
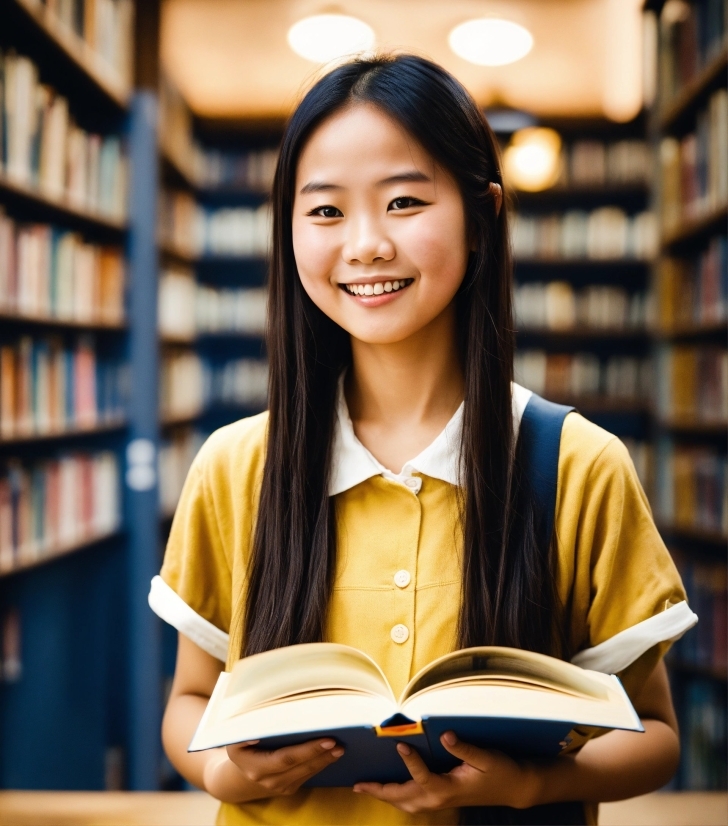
left=267, top=744, right=345, bottom=792
left=353, top=779, right=420, bottom=803
left=257, top=738, right=340, bottom=775
left=440, top=732, right=493, bottom=770
left=396, top=742, right=433, bottom=787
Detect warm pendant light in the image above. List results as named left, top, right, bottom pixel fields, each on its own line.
left=288, top=14, right=375, bottom=63
left=449, top=18, right=533, bottom=66
left=503, top=127, right=562, bottom=192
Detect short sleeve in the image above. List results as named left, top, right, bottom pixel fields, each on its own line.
left=148, top=442, right=232, bottom=662
left=563, top=432, right=697, bottom=694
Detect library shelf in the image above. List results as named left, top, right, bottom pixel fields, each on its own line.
left=159, top=143, right=198, bottom=192
left=0, top=173, right=127, bottom=234
left=667, top=660, right=728, bottom=683
left=0, top=529, right=122, bottom=579
left=198, top=254, right=269, bottom=265
left=656, top=418, right=728, bottom=435
left=517, top=326, right=648, bottom=341
left=513, top=185, right=649, bottom=208
left=159, top=333, right=196, bottom=346
left=661, top=203, right=728, bottom=252
left=0, top=310, right=126, bottom=333
left=0, top=418, right=127, bottom=447
left=660, top=47, right=728, bottom=134
left=653, top=320, right=727, bottom=340
left=659, top=523, right=727, bottom=546
left=4, top=0, right=130, bottom=110
left=160, top=412, right=202, bottom=428
left=514, top=257, right=650, bottom=268
left=544, top=395, right=650, bottom=414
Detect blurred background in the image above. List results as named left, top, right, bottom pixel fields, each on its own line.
left=0, top=0, right=725, bottom=818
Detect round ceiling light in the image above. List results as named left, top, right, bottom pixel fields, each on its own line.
left=449, top=18, right=533, bottom=67
left=288, top=14, right=375, bottom=64
left=503, top=127, right=562, bottom=192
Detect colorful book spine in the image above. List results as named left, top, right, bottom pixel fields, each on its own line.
left=564, top=139, right=652, bottom=188
left=158, top=187, right=199, bottom=257
left=0, top=449, right=120, bottom=572
left=655, top=344, right=728, bottom=423
left=0, top=335, right=126, bottom=438
left=0, top=209, right=125, bottom=322
left=158, top=427, right=205, bottom=517
left=0, top=50, right=128, bottom=218
left=198, top=203, right=271, bottom=257
left=194, top=146, right=279, bottom=192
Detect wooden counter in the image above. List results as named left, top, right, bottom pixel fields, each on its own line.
left=0, top=790, right=725, bottom=825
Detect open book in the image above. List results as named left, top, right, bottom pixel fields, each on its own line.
left=190, top=643, right=643, bottom=786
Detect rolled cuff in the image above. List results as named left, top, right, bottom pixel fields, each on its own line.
left=571, top=600, right=698, bottom=674
left=148, top=575, right=230, bottom=662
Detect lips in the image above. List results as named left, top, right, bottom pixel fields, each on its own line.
left=340, top=278, right=414, bottom=296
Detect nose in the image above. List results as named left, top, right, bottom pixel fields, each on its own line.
left=342, top=214, right=395, bottom=265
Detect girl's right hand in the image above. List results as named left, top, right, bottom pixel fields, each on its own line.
left=204, top=738, right=345, bottom=802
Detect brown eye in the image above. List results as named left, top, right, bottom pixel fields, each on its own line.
left=389, top=197, right=423, bottom=211
left=310, top=205, right=343, bottom=218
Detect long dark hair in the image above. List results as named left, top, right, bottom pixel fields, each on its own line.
left=245, top=53, right=562, bottom=661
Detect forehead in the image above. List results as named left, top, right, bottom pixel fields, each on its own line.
left=296, top=103, right=435, bottom=183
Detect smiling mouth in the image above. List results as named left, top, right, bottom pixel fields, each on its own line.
left=340, top=278, right=414, bottom=296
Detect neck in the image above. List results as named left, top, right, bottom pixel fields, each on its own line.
left=346, top=304, right=464, bottom=429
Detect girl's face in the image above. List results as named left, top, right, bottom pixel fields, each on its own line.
left=292, top=104, right=470, bottom=345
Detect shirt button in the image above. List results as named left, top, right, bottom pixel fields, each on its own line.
left=404, top=477, right=421, bottom=493
left=391, top=624, right=409, bottom=644
left=394, top=569, right=411, bottom=588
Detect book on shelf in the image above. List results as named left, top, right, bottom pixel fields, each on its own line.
left=189, top=642, right=643, bottom=785
left=656, top=0, right=727, bottom=107
left=160, top=352, right=268, bottom=419
left=655, top=236, right=727, bottom=329
left=0, top=449, right=120, bottom=573
left=0, top=335, right=126, bottom=438
left=0, top=608, right=22, bottom=682
left=515, top=281, right=646, bottom=331
left=562, top=139, right=652, bottom=188
left=159, top=427, right=204, bottom=517
left=158, top=187, right=199, bottom=258
left=512, top=209, right=658, bottom=261
left=670, top=551, right=727, bottom=672
left=655, top=344, right=728, bottom=422
left=676, top=679, right=727, bottom=791
left=514, top=350, right=651, bottom=404
left=0, top=209, right=125, bottom=323
left=195, top=146, right=278, bottom=192
left=656, top=439, right=727, bottom=536
left=158, top=267, right=196, bottom=341
left=660, top=89, right=728, bottom=231
left=159, top=73, right=197, bottom=184
left=0, top=50, right=127, bottom=218
left=199, top=204, right=271, bottom=257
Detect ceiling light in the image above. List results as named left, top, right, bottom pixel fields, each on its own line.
left=503, top=127, right=562, bottom=192
left=287, top=14, right=375, bottom=64
left=449, top=18, right=533, bottom=67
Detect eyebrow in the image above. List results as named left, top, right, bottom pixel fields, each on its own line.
left=299, top=169, right=431, bottom=195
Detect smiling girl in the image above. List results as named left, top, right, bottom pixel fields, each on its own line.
left=149, top=55, right=696, bottom=825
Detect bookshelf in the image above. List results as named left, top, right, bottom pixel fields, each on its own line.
left=644, top=0, right=727, bottom=792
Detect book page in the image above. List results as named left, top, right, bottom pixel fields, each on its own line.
left=401, top=646, right=610, bottom=703
left=223, top=642, right=394, bottom=714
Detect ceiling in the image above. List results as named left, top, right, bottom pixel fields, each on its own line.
left=161, top=0, right=644, bottom=122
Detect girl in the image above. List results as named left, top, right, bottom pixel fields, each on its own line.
left=149, top=55, right=696, bottom=825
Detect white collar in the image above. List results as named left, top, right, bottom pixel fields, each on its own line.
left=329, top=381, right=533, bottom=496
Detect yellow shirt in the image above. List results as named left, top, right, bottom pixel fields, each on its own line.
left=151, top=392, right=693, bottom=826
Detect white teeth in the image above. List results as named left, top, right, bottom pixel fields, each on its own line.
left=357, top=285, right=365, bottom=295
left=384, top=282, right=392, bottom=292
left=344, top=279, right=410, bottom=295
left=364, top=284, right=374, bottom=295
left=393, top=280, right=400, bottom=290
left=373, top=282, right=384, bottom=295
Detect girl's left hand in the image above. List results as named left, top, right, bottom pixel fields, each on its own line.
left=352, top=732, right=541, bottom=814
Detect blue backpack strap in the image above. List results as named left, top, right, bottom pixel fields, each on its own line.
left=518, top=392, right=575, bottom=551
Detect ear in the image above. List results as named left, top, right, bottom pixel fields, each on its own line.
left=488, top=182, right=502, bottom=217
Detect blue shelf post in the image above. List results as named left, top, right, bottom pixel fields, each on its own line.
left=126, top=89, right=162, bottom=790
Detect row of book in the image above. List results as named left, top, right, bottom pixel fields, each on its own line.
left=194, top=146, right=278, bottom=192
left=158, top=269, right=267, bottom=339
left=655, top=236, right=727, bottom=329
left=660, top=89, right=728, bottom=230
left=0, top=50, right=127, bottom=219
left=35, top=0, right=134, bottom=86
left=560, top=139, right=651, bottom=188
left=621, top=437, right=653, bottom=500
left=655, top=345, right=727, bottom=423
left=0, top=336, right=126, bottom=438
left=0, top=210, right=125, bottom=323
left=160, top=352, right=268, bottom=420
left=657, top=0, right=726, bottom=107
left=656, top=440, right=727, bottom=535
left=675, top=679, right=727, bottom=791
left=0, top=449, right=120, bottom=573
left=158, top=188, right=197, bottom=259
left=670, top=552, right=727, bottom=671
left=159, top=427, right=204, bottom=517
left=514, top=350, right=651, bottom=402
left=512, top=209, right=658, bottom=261
left=197, top=204, right=271, bottom=258
left=514, top=282, right=646, bottom=331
